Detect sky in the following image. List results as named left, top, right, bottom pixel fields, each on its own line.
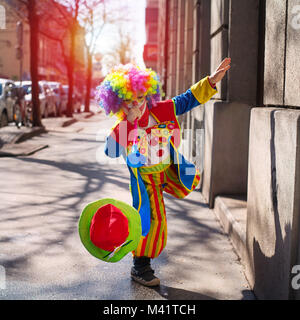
left=91, top=0, right=147, bottom=74
left=58, top=0, right=147, bottom=75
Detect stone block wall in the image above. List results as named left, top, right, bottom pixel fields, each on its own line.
left=264, top=0, right=300, bottom=107
left=202, top=0, right=260, bottom=207
left=157, top=0, right=300, bottom=299
left=246, top=108, right=300, bottom=299
left=210, top=0, right=229, bottom=101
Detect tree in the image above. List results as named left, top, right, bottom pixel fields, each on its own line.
left=12, top=0, right=136, bottom=120
left=44, top=0, right=83, bottom=117
left=39, top=0, right=114, bottom=116
left=61, top=0, right=81, bottom=117
left=27, top=0, right=42, bottom=126
left=8, top=0, right=82, bottom=124
left=81, top=0, right=106, bottom=113
left=11, top=0, right=42, bottom=127
left=109, top=26, right=136, bottom=65
left=81, top=0, right=132, bottom=113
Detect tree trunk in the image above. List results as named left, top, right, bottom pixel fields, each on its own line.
left=66, top=24, right=76, bottom=117
left=84, top=51, right=92, bottom=113
left=28, top=0, right=42, bottom=127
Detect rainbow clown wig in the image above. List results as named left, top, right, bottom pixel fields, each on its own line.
left=96, top=64, right=163, bottom=118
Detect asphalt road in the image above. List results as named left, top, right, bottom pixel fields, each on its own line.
left=0, top=112, right=254, bottom=300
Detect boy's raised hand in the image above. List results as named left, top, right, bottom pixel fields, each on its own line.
left=209, top=57, right=231, bottom=85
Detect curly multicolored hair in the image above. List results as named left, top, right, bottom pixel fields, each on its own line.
left=96, top=64, right=163, bottom=118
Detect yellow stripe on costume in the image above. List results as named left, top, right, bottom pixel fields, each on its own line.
left=135, top=237, right=143, bottom=256
left=146, top=184, right=160, bottom=257
left=190, top=76, right=217, bottom=105
left=165, top=168, right=187, bottom=198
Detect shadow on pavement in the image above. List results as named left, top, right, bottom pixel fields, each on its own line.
left=153, top=285, right=254, bottom=300
left=154, top=284, right=216, bottom=300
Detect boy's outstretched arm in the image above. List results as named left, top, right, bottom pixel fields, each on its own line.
left=174, top=58, right=231, bottom=116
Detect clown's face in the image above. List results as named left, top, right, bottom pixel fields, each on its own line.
left=121, top=94, right=146, bottom=116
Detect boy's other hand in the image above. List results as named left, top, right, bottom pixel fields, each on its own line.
left=209, top=57, right=231, bottom=85
left=127, top=106, right=142, bottom=124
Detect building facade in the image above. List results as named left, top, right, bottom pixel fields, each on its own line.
left=157, top=0, right=300, bottom=300
left=143, top=0, right=159, bottom=71
left=0, top=1, right=30, bottom=80
left=0, top=0, right=85, bottom=85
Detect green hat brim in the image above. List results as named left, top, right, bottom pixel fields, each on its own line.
left=78, top=198, right=141, bottom=263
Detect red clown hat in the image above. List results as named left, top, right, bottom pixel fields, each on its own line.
left=89, top=204, right=129, bottom=252
left=78, top=198, right=142, bottom=263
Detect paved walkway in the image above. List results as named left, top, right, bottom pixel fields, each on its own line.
left=0, top=113, right=254, bottom=300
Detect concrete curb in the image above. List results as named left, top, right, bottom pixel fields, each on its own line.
left=73, top=112, right=96, bottom=121
left=0, top=143, right=49, bottom=157
left=14, top=127, right=48, bottom=144
left=61, top=118, right=77, bottom=128
left=0, top=126, right=47, bottom=148
left=213, top=195, right=248, bottom=264
left=82, top=112, right=95, bottom=119
left=0, top=112, right=96, bottom=153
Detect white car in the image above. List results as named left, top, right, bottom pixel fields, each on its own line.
left=15, top=81, right=56, bottom=118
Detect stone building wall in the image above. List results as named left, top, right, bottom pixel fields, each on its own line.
left=157, top=0, right=300, bottom=300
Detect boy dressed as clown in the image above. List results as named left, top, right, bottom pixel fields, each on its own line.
left=96, top=58, right=231, bottom=287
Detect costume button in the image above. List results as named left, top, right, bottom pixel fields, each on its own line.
left=150, top=137, right=158, bottom=146
left=157, top=149, right=164, bottom=157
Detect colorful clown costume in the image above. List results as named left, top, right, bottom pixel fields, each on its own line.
left=133, top=162, right=201, bottom=258
left=104, top=76, right=217, bottom=259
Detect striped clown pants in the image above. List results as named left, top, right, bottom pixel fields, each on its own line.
left=132, top=162, right=201, bottom=259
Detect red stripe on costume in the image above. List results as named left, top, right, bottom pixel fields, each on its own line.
left=148, top=174, right=163, bottom=259
left=164, top=186, right=177, bottom=197
left=167, top=166, right=190, bottom=196
left=151, top=197, right=165, bottom=257
left=167, top=178, right=189, bottom=197
left=160, top=171, right=165, bottom=184
left=158, top=230, right=165, bottom=256
left=139, top=234, right=148, bottom=257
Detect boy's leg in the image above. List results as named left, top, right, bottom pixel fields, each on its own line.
left=133, top=176, right=167, bottom=259
left=131, top=256, right=160, bottom=287
left=163, top=164, right=201, bottom=199
left=131, top=173, right=167, bottom=287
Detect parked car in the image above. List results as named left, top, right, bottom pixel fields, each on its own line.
left=73, top=87, right=83, bottom=113
left=62, top=85, right=82, bottom=114
left=14, top=84, right=26, bottom=127
left=39, top=81, right=57, bottom=117
left=0, top=78, right=25, bottom=128
left=16, top=81, right=56, bottom=118
left=48, top=81, right=67, bottom=116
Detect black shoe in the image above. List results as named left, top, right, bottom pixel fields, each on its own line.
left=131, top=257, right=160, bottom=287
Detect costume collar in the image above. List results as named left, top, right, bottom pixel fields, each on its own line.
left=137, top=103, right=150, bottom=127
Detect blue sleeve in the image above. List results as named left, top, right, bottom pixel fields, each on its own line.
left=104, top=135, right=125, bottom=158
left=172, top=89, right=200, bottom=116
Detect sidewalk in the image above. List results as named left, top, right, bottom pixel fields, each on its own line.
left=153, top=189, right=254, bottom=300
left=0, top=112, right=95, bottom=157
left=0, top=112, right=255, bottom=300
